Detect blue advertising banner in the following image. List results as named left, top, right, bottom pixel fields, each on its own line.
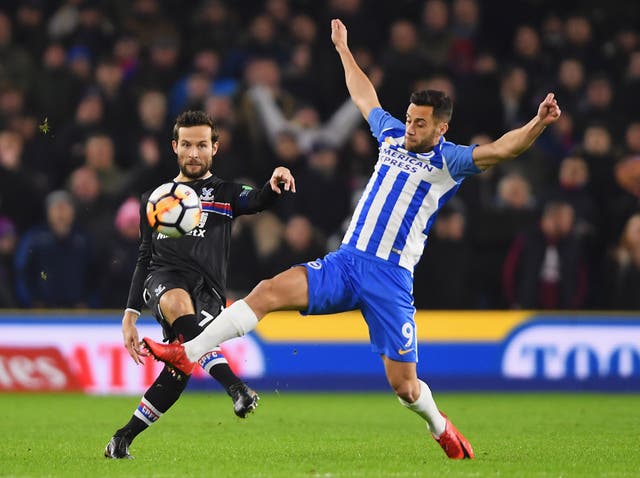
left=1, top=311, right=639, bottom=393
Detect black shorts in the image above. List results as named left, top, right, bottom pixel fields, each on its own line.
left=143, top=270, right=224, bottom=342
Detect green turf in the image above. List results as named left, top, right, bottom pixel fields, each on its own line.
left=1, top=392, right=638, bottom=477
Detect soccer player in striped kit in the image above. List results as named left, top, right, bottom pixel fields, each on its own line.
left=142, top=19, right=561, bottom=459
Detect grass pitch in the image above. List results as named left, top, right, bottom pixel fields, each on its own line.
left=1, top=392, right=638, bottom=477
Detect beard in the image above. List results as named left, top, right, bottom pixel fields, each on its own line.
left=178, top=160, right=210, bottom=179
left=405, top=133, right=439, bottom=153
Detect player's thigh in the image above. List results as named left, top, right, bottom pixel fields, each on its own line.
left=246, top=266, right=309, bottom=316
left=159, top=289, right=195, bottom=323
left=144, top=272, right=194, bottom=325
left=360, top=264, right=417, bottom=362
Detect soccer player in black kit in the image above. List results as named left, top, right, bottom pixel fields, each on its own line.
left=104, top=110, right=296, bottom=458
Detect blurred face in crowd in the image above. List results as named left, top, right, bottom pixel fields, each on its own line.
left=422, top=0, right=448, bottom=32
left=285, top=216, right=314, bottom=252
left=0, top=130, right=23, bottom=170
left=625, top=122, right=640, bottom=153
left=558, top=59, right=584, bottom=91
left=47, top=199, right=75, bottom=238
left=70, top=166, right=101, bottom=202
left=499, top=174, right=532, bottom=209
left=390, top=20, right=418, bottom=53
left=583, top=126, right=611, bottom=155
left=622, top=214, right=640, bottom=250
left=138, top=90, right=167, bottom=129
left=405, top=104, right=448, bottom=152
left=173, top=125, right=218, bottom=179
left=559, top=157, right=589, bottom=188
left=514, top=25, right=540, bottom=58
left=85, top=135, right=115, bottom=171
left=541, top=203, right=575, bottom=240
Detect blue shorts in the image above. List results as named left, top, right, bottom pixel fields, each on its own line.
left=301, top=245, right=418, bottom=362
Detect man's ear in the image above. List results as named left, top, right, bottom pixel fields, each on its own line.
left=212, top=141, right=219, bottom=156
left=171, top=139, right=178, bottom=154
left=439, top=123, right=449, bottom=136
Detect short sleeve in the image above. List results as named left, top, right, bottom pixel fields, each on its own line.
left=441, top=142, right=481, bottom=181
left=367, top=107, right=405, bottom=144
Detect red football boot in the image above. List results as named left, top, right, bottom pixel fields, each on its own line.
left=141, top=337, right=196, bottom=376
left=434, top=412, right=475, bottom=459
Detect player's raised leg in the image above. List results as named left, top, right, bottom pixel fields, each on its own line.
left=142, top=266, right=310, bottom=370
left=383, top=357, right=474, bottom=459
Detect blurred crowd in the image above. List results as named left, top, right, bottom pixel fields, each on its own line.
left=0, top=0, right=639, bottom=311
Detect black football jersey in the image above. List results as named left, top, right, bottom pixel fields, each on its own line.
left=126, top=175, right=279, bottom=311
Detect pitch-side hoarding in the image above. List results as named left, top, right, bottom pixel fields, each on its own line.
left=0, top=311, right=638, bottom=393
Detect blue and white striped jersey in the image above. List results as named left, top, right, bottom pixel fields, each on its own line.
left=341, top=107, right=481, bottom=271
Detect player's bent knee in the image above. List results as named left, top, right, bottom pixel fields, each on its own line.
left=392, top=381, right=418, bottom=403
left=159, top=289, right=193, bottom=322
left=251, top=279, right=278, bottom=308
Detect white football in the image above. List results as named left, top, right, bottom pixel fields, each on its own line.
left=146, top=182, right=202, bottom=237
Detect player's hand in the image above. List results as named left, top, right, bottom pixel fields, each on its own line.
left=270, top=166, right=296, bottom=194
left=331, top=18, right=348, bottom=50
left=537, top=92, right=562, bottom=126
left=122, top=310, right=145, bottom=365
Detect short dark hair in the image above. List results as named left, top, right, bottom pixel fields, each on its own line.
left=409, top=90, right=453, bottom=123
left=172, top=110, right=218, bottom=143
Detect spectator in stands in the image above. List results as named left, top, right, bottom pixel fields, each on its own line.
left=249, top=83, right=362, bottom=155
left=554, top=58, right=586, bottom=116
left=68, top=165, right=115, bottom=243
left=576, top=74, right=619, bottom=137
left=54, top=89, right=105, bottom=184
left=0, top=11, right=36, bottom=91
left=98, top=197, right=141, bottom=308
left=288, top=142, right=351, bottom=238
left=262, top=215, right=326, bottom=278
left=170, top=48, right=237, bottom=118
left=13, top=0, right=47, bottom=60
left=33, top=42, right=77, bottom=128
left=0, top=129, right=43, bottom=233
left=125, top=89, right=172, bottom=166
left=579, top=124, right=628, bottom=244
left=417, top=0, right=452, bottom=71
left=503, top=201, right=587, bottom=309
left=187, top=0, right=237, bottom=55
left=544, top=156, right=597, bottom=239
left=448, top=0, right=480, bottom=76
left=0, top=216, right=17, bottom=307
left=379, top=19, right=431, bottom=117
left=620, top=50, right=640, bottom=123
left=130, top=34, right=181, bottom=94
left=561, top=13, right=600, bottom=71
left=414, top=199, right=473, bottom=309
left=64, top=1, right=114, bottom=60
left=94, top=57, right=132, bottom=154
left=602, top=213, right=640, bottom=309
left=235, top=57, right=298, bottom=178
left=83, top=132, right=124, bottom=198
left=498, top=65, right=530, bottom=132
left=468, top=172, right=538, bottom=308
left=510, top=24, right=551, bottom=95
left=66, top=45, right=94, bottom=91
left=14, top=190, right=95, bottom=308
left=0, top=1, right=637, bottom=311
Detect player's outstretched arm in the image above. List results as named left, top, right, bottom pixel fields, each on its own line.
left=472, top=93, right=562, bottom=171
left=331, top=18, right=381, bottom=120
